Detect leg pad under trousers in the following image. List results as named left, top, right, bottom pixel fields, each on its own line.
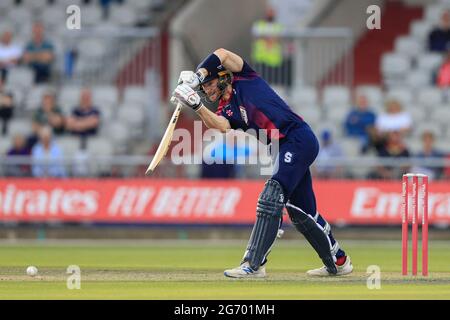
left=243, top=179, right=284, bottom=271
left=286, top=204, right=337, bottom=274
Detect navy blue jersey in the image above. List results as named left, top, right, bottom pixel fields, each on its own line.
left=72, top=106, right=100, bottom=136
left=216, top=61, right=304, bottom=143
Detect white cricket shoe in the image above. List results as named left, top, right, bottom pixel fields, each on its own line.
left=306, top=256, right=353, bottom=277
left=224, top=262, right=266, bottom=279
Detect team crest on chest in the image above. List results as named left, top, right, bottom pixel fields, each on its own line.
left=239, top=106, right=248, bottom=125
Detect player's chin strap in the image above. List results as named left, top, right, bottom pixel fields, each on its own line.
left=198, top=84, right=228, bottom=104
left=198, top=90, right=223, bottom=104
left=198, top=70, right=233, bottom=104
left=242, top=179, right=285, bottom=271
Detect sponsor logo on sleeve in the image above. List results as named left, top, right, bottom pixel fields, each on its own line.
left=239, top=106, right=248, bottom=125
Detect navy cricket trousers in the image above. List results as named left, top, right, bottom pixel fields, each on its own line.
left=271, top=122, right=345, bottom=260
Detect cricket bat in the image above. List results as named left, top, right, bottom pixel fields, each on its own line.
left=145, top=97, right=182, bottom=175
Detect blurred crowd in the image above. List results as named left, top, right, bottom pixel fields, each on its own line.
left=1, top=0, right=449, bottom=180
left=430, top=10, right=450, bottom=86
left=1, top=84, right=101, bottom=178
left=0, top=22, right=53, bottom=84
left=311, top=93, right=448, bottom=180
left=0, top=18, right=103, bottom=177
left=247, top=3, right=450, bottom=181
left=0, top=0, right=165, bottom=178
left=327, top=93, right=446, bottom=180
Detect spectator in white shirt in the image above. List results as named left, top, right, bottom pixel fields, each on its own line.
left=370, top=99, right=412, bottom=155
left=0, top=30, right=23, bottom=81
left=375, top=99, right=412, bottom=135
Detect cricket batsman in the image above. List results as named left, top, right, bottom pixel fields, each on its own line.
left=173, top=48, right=353, bottom=278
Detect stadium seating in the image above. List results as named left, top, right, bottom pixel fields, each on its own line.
left=291, top=86, right=318, bottom=107
left=78, top=5, right=103, bottom=26
left=424, top=3, right=443, bottom=23
left=314, top=120, right=344, bottom=139
left=326, top=107, right=348, bottom=124
left=92, top=85, right=119, bottom=107
left=100, top=122, right=130, bottom=153
left=123, top=86, right=149, bottom=105
left=8, top=7, right=33, bottom=30
left=0, top=0, right=447, bottom=180
left=406, top=70, right=431, bottom=88
left=417, top=87, right=444, bottom=108
left=8, top=119, right=33, bottom=136
left=56, top=135, right=81, bottom=155
left=430, top=108, right=450, bottom=126
left=417, top=53, right=443, bottom=72
left=410, top=20, right=433, bottom=40
left=58, top=85, right=82, bottom=113
left=40, top=6, right=67, bottom=30
left=340, top=138, right=363, bottom=158
left=322, top=85, right=351, bottom=108
left=56, top=0, right=82, bottom=7
left=25, top=85, right=51, bottom=111
left=117, top=104, right=145, bottom=138
left=97, top=104, right=116, bottom=123
left=295, top=108, right=322, bottom=126
left=22, top=0, right=48, bottom=11
left=394, top=36, right=424, bottom=58
left=6, top=67, right=34, bottom=91
left=355, top=85, right=384, bottom=107
left=381, top=53, right=412, bottom=87
left=0, top=0, right=159, bottom=172
left=0, top=0, right=14, bottom=11
left=435, top=140, right=450, bottom=153
left=0, top=139, right=10, bottom=155
left=385, top=88, right=414, bottom=105
left=109, top=5, right=139, bottom=26
left=413, top=123, right=442, bottom=138
left=129, top=0, right=154, bottom=10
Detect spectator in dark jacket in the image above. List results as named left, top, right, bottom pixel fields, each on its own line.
left=414, top=131, right=445, bottom=179
left=0, top=77, right=15, bottom=135
left=22, top=22, right=55, bottom=83
left=428, top=10, right=450, bottom=52
left=369, top=131, right=410, bottom=180
left=65, top=88, right=101, bottom=139
left=5, top=134, right=31, bottom=177
left=32, top=90, right=65, bottom=135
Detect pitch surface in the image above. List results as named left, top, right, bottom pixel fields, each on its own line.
left=0, top=240, right=449, bottom=299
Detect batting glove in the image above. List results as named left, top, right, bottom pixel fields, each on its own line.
left=173, top=84, right=202, bottom=111
left=177, top=70, right=201, bottom=89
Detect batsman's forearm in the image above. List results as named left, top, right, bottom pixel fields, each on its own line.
left=196, top=105, right=231, bottom=133
left=213, top=48, right=244, bottom=73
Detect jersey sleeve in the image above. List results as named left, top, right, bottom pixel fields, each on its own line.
left=233, top=60, right=258, bottom=79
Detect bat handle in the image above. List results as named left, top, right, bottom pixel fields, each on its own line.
left=170, top=96, right=178, bottom=105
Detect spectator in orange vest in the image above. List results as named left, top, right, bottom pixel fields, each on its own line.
left=436, top=49, right=450, bottom=87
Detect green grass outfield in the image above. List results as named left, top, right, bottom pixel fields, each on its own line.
left=0, top=240, right=449, bottom=299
